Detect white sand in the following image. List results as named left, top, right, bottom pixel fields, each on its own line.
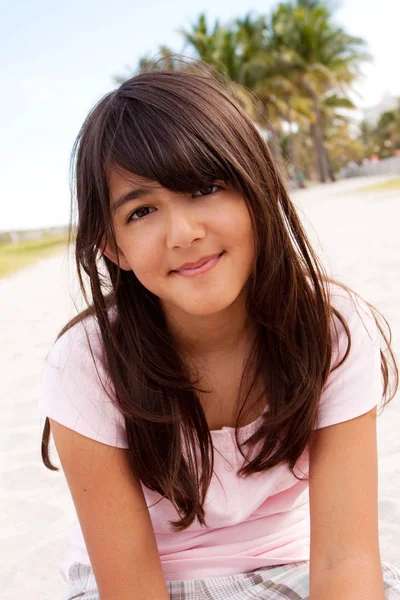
left=1, top=174, right=399, bottom=598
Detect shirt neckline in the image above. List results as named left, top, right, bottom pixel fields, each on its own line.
left=209, top=404, right=269, bottom=436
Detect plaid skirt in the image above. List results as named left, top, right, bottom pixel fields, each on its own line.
left=65, top=559, right=400, bottom=599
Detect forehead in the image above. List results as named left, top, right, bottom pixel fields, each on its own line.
left=108, top=168, right=158, bottom=195
left=107, top=167, right=168, bottom=217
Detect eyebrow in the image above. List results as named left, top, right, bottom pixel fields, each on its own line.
left=111, top=187, right=154, bottom=215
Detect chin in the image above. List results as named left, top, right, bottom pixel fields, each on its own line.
left=178, top=293, right=240, bottom=316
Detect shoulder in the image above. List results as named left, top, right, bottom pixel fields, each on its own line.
left=327, top=281, right=375, bottom=324
left=40, top=305, right=127, bottom=448
left=46, top=305, right=117, bottom=371
left=326, top=281, right=379, bottom=353
left=314, top=281, right=383, bottom=430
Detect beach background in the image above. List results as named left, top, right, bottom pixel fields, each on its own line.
left=2, top=0, right=400, bottom=596
left=1, top=174, right=399, bottom=599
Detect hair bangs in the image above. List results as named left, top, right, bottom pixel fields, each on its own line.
left=103, top=94, right=236, bottom=195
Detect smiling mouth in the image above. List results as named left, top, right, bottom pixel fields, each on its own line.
left=172, top=251, right=225, bottom=277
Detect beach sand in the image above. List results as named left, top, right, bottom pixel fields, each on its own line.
left=1, top=174, right=399, bottom=598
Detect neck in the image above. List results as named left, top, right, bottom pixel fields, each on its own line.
left=163, top=287, right=258, bottom=360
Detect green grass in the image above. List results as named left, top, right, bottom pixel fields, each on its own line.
left=357, top=177, right=400, bottom=193
left=0, top=234, right=70, bottom=279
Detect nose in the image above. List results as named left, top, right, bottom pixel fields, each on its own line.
left=165, top=199, right=206, bottom=250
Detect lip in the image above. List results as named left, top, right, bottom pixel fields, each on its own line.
left=173, top=252, right=223, bottom=272
left=173, top=252, right=224, bottom=277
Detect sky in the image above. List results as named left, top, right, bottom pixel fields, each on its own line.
left=1, top=0, right=399, bottom=232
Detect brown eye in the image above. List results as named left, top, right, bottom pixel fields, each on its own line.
left=192, top=184, right=222, bottom=197
left=127, top=206, right=155, bottom=223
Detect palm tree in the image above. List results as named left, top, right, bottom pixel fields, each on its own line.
left=374, top=102, right=400, bottom=156
left=179, top=13, right=293, bottom=175
left=319, top=93, right=357, bottom=179
left=386, top=99, right=400, bottom=151
left=114, top=2, right=369, bottom=184
left=178, top=14, right=222, bottom=65
left=268, top=0, right=370, bottom=182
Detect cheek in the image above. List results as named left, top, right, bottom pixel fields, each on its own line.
left=123, top=234, right=163, bottom=283
left=233, top=211, right=256, bottom=276
left=225, top=203, right=255, bottom=255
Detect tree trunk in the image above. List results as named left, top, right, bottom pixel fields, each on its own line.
left=256, top=99, right=286, bottom=178
left=310, top=120, right=328, bottom=183
left=303, top=79, right=329, bottom=183
left=323, top=146, right=336, bottom=182
left=287, top=102, right=305, bottom=189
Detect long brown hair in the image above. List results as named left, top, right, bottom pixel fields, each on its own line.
left=41, top=62, right=398, bottom=532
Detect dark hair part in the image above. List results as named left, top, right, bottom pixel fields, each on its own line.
left=41, top=62, right=398, bottom=531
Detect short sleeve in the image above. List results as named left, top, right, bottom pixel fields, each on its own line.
left=315, top=287, right=384, bottom=430
left=38, top=318, right=128, bottom=448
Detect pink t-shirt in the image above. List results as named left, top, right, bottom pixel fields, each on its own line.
left=38, top=284, right=383, bottom=583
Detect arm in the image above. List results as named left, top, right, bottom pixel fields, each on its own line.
left=309, top=407, right=384, bottom=600
left=49, top=418, right=170, bottom=600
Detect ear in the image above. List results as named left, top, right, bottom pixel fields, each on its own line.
left=98, top=236, right=132, bottom=271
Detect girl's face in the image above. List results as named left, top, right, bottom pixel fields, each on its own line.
left=105, top=169, right=255, bottom=317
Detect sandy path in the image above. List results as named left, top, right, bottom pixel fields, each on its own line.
left=1, top=174, right=399, bottom=598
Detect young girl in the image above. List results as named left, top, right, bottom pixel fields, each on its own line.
left=39, top=65, right=400, bottom=600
